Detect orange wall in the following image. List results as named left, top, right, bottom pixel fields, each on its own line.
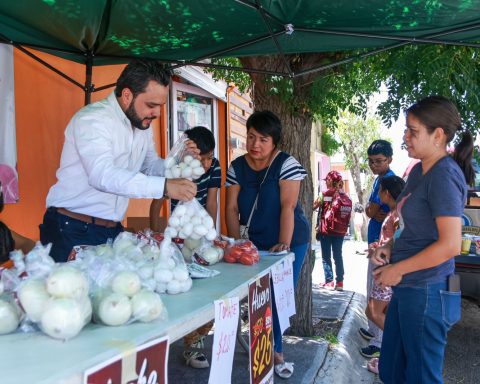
left=0, top=49, right=162, bottom=240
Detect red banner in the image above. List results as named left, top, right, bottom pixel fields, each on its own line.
left=84, top=336, right=169, bottom=384
left=248, top=272, right=274, bottom=384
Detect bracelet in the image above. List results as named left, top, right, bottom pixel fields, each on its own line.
left=162, top=178, right=169, bottom=199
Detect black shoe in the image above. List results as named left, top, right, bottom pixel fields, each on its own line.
left=358, top=327, right=374, bottom=341
left=360, top=345, right=381, bottom=358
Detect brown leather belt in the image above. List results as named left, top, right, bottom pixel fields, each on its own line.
left=56, top=208, right=120, bottom=228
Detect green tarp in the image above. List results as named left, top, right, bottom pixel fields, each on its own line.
left=1, top=0, right=480, bottom=73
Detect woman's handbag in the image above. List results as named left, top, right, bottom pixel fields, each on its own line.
left=239, top=151, right=279, bottom=240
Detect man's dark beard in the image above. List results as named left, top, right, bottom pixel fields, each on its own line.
left=125, top=100, right=150, bottom=130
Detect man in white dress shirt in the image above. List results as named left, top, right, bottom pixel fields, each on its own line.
left=40, top=60, right=197, bottom=262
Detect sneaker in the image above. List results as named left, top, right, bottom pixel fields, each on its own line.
left=320, top=281, right=335, bottom=290
left=358, top=327, right=374, bottom=341
left=360, top=345, right=381, bottom=358
left=335, top=282, right=344, bottom=291
left=184, top=337, right=210, bottom=369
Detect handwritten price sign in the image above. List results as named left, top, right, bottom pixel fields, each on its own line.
left=271, top=258, right=296, bottom=334
left=209, top=297, right=239, bottom=384
left=248, top=272, right=274, bottom=384
left=83, top=336, right=169, bottom=384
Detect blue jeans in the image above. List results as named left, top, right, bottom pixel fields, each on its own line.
left=271, top=242, right=309, bottom=353
left=319, top=234, right=344, bottom=283
left=379, top=281, right=461, bottom=384
left=39, top=207, right=123, bottom=263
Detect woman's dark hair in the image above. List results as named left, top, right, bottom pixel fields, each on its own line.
left=115, top=59, right=172, bottom=98
left=380, top=176, right=406, bottom=200
left=367, top=140, right=393, bottom=157
left=0, top=221, right=14, bottom=264
left=185, top=126, right=215, bottom=155
left=407, top=96, right=475, bottom=185
left=246, top=110, right=282, bottom=146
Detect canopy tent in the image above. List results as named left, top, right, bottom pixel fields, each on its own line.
left=1, top=0, right=480, bottom=101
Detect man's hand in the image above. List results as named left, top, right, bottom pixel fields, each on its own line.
left=185, top=139, right=201, bottom=159
left=165, top=178, right=197, bottom=201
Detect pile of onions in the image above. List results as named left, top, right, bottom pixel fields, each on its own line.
left=164, top=155, right=205, bottom=180
left=164, top=204, right=217, bottom=241
left=16, top=265, right=92, bottom=340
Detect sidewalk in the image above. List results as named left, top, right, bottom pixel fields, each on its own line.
left=167, top=240, right=376, bottom=383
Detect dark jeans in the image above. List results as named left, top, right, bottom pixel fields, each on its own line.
left=39, top=207, right=123, bottom=263
left=319, top=234, right=344, bottom=283
left=379, top=281, right=461, bottom=384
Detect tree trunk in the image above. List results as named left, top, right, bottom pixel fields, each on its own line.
left=240, top=56, right=315, bottom=335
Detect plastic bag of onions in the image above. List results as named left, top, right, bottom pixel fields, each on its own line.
left=164, top=199, right=217, bottom=242
left=163, top=134, right=205, bottom=180
left=15, top=265, right=93, bottom=340
left=153, top=236, right=192, bottom=295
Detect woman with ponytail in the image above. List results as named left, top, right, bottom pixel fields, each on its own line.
left=371, top=96, right=473, bottom=383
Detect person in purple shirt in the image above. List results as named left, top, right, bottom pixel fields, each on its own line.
left=372, top=96, right=474, bottom=383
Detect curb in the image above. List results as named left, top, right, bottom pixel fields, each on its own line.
left=314, top=292, right=380, bottom=384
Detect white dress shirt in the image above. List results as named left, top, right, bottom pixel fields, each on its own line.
left=46, top=92, right=166, bottom=221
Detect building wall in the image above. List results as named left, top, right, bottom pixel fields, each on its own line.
left=1, top=48, right=226, bottom=240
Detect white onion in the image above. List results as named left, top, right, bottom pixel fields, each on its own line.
left=190, top=159, right=201, bottom=168
left=41, top=298, right=86, bottom=340
left=173, top=266, right=189, bottom=281
left=192, top=167, right=205, bottom=177
left=111, top=271, right=141, bottom=297
left=205, top=228, right=217, bottom=241
left=137, top=265, right=154, bottom=280
left=190, top=232, right=202, bottom=240
left=184, top=237, right=202, bottom=250
left=97, top=293, right=132, bottom=326
left=173, top=205, right=186, bottom=217
left=155, top=282, right=167, bottom=293
left=168, top=216, right=180, bottom=228
left=46, top=265, right=89, bottom=300
left=167, top=280, right=181, bottom=295
left=164, top=226, right=177, bottom=238
left=202, top=216, right=214, bottom=229
left=190, top=216, right=202, bottom=226
left=181, top=167, right=192, bottom=178
left=193, top=224, right=208, bottom=236
left=113, top=237, right=135, bottom=254
left=183, top=155, right=193, bottom=164
left=18, top=279, right=50, bottom=322
left=131, top=290, right=165, bottom=322
left=166, top=258, right=176, bottom=269
left=95, top=244, right=114, bottom=258
left=0, top=299, right=19, bottom=334
left=142, top=279, right=157, bottom=291
left=154, top=268, right=174, bottom=283
left=181, top=246, right=193, bottom=262
left=178, top=229, right=188, bottom=239
left=182, top=223, right=193, bottom=237
left=179, top=278, right=193, bottom=293
left=173, top=166, right=183, bottom=178
left=202, top=247, right=220, bottom=265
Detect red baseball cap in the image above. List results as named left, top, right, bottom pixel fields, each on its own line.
left=324, top=170, right=342, bottom=182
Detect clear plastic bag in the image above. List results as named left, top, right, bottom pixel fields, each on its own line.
left=164, top=199, right=217, bottom=241
left=0, top=292, right=22, bottom=335
left=164, top=134, right=205, bottom=180
left=223, top=239, right=260, bottom=266
left=190, top=240, right=224, bottom=266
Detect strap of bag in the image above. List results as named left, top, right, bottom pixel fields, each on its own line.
left=244, top=151, right=280, bottom=229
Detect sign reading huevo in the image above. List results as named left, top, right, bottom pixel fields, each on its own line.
left=248, top=272, right=274, bottom=384
left=83, top=336, right=169, bottom=384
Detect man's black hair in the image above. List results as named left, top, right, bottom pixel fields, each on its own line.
left=367, top=139, right=393, bottom=157
left=185, top=126, right=215, bottom=155
left=114, top=59, right=172, bottom=98
left=246, top=110, right=282, bottom=146
left=380, top=175, right=405, bottom=200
